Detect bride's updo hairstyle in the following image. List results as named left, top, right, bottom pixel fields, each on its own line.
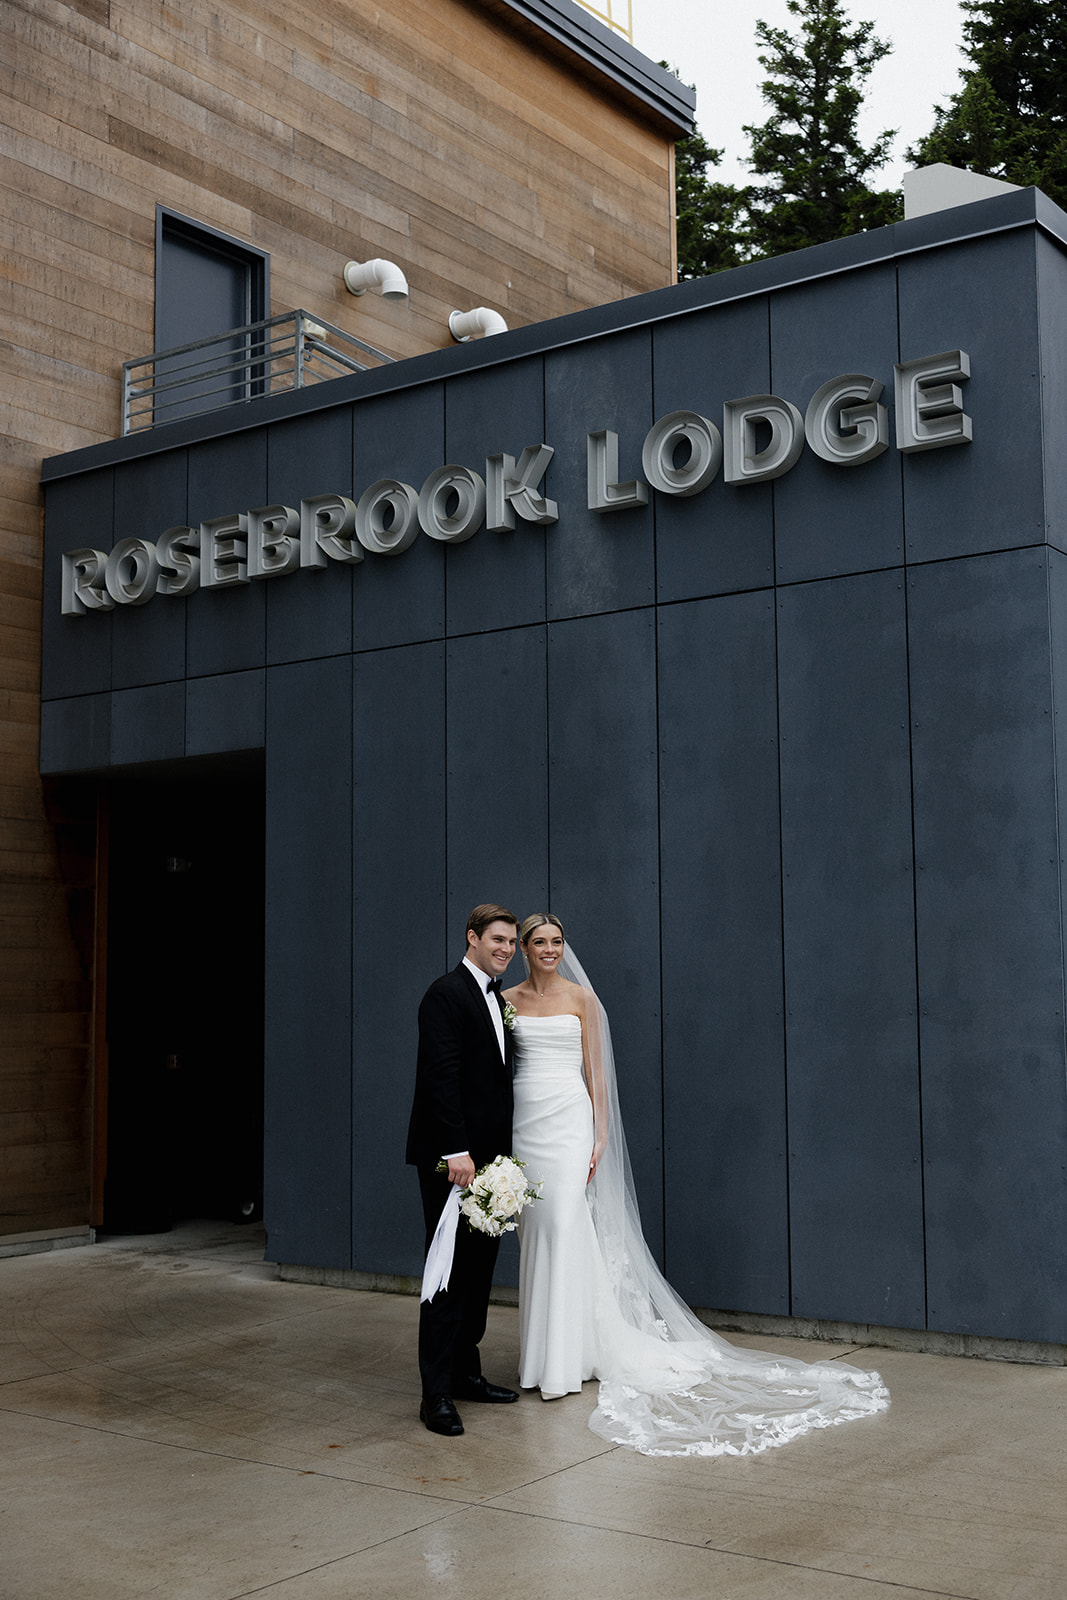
left=519, top=912, right=565, bottom=948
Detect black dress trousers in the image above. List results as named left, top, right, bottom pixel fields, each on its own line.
left=417, top=1163, right=500, bottom=1396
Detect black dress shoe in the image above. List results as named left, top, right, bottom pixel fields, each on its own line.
left=452, top=1375, right=519, bottom=1403
left=420, top=1395, right=464, bottom=1436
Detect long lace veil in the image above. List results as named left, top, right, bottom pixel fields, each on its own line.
left=548, top=941, right=889, bottom=1457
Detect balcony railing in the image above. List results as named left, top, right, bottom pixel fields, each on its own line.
left=574, top=0, right=632, bottom=41
left=121, top=310, right=395, bottom=435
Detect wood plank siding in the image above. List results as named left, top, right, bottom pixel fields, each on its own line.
left=0, top=0, right=683, bottom=1238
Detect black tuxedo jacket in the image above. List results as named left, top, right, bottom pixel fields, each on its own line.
left=406, top=962, right=514, bottom=1169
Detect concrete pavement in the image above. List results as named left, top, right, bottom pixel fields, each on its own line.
left=1, top=1222, right=1064, bottom=1599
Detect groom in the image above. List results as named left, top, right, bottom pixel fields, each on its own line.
left=407, top=903, right=520, bottom=1436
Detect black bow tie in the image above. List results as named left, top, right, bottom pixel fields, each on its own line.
left=487, top=977, right=503, bottom=996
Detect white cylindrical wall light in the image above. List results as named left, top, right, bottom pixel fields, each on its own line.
left=342, top=258, right=410, bottom=301
left=448, top=307, right=508, bottom=341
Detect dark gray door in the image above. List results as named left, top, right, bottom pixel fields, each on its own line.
left=153, top=210, right=268, bottom=422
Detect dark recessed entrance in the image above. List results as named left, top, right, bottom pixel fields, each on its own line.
left=102, top=754, right=265, bottom=1234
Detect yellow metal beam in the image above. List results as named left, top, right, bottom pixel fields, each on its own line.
left=573, top=0, right=632, bottom=43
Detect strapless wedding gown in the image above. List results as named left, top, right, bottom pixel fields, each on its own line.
left=511, top=1012, right=890, bottom=1456
left=512, top=1013, right=600, bottom=1396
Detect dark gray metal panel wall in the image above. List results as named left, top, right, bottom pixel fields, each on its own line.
left=185, top=669, right=265, bottom=758
left=1048, top=549, right=1067, bottom=1055
left=770, top=266, right=904, bottom=585
left=266, top=408, right=355, bottom=664
left=778, top=570, right=924, bottom=1329
left=444, top=359, right=549, bottom=636
left=110, top=680, right=184, bottom=767
left=112, top=451, right=189, bottom=690
left=546, top=608, right=664, bottom=1256
left=658, top=590, right=788, bottom=1313
left=264, top=657, right=353, bottom=1267
left=186, top=431, right=268, bottom=677
left=40, top=692, right=111, bottom=774
left=651, top=300, right=774, bottom=603
left=36, top=210, right=1067, bottom=1341
left=351, top=386, right=445, bottom=651
left=444, top=628, right=549, bottom=935
left=41, top=469, right=114, bottom=701
left=897, top=231, right=1044, bottom=565
left=909, top=549, right=1067, bottom=1341
left=442, top=625, right=551, bottom=1287
left=544, top=329, right=654, bottom=618
left=351, top=641, right=446, bottom=1276
left=1037, top=235, right=1067, bottom=560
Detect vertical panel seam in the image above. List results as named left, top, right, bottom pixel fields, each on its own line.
left=1043, top=551, right=1067, bottom=1095
left=443, top=646, right=450, bottom=977
left=544, top=621, right=551, bottom=917
left=107, top=470, right=116, bottom=705
left=773, top=586, right=792, bottom=1316
left=442, top=380, right=450, bottom=646
left=769, top=296, right=792, bottom=1314
left=1034, top=249, right=1067, bottom=1098
left=442, top=382, right=452, bottom=979
left=543, top=356, right=552, bottom=911
left=649, top=331, right=666, bottom=1262
left=348, top=649, right=356, bottom=1270
left=182, top=454, right=190, bottom=750
left=349, top=405, right=358, bottom=665
left=1035, top=235, right=1048, bottom=549
left=898, top=256, right=930, bottom=1333
left=653, top=603, right=666, bottom=1265
left=541, top=355, right=550, bottom=631
left=902, top=564, right=928, bottom=1332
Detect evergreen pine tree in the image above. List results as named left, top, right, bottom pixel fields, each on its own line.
left=674, top=127, right=750, bottom=278
left=907, top=0, right=1067, bottom=210
left=743, top=0, right=902, bottom=259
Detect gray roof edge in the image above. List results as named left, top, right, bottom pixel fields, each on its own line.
left=41, top=188, right=1067, bottom=486
left=478, top=0, right=695, bottom=133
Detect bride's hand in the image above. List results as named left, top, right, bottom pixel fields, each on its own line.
left=587, top=1137, right=607, bottom=1184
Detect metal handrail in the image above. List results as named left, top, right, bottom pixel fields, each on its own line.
left=121, top=310, right=395, bottom=434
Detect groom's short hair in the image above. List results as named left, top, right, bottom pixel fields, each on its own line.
left=466, top=903, right=519, bottom=939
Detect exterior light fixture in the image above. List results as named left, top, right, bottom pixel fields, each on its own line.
left=342, top=258, right=409, bottom=301
left=448, top=307, right=508, bottom=341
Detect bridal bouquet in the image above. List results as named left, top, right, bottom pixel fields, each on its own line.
left=456, top=1154, right=540, bottom=1236
left=423, top=1156, right=541, bottom=1301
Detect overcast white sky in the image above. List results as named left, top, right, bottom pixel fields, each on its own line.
left=632, top=0, right=970, bottom=188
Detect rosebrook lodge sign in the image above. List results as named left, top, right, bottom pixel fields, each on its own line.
left=61, top=351, right=972, bottom=615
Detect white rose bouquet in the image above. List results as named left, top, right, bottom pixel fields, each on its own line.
left=457, top=1154, right=540, bottom=1236
left=422, top=1156, right=541, bottom=1301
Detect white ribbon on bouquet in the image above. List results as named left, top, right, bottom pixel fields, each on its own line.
left=420, top=1184, right=462, bottom=1302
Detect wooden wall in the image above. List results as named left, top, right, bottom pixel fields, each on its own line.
left=0, top=0, right=679, bottom=1238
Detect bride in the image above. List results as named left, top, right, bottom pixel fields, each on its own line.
left=504, top=912, right=889, bottom=1457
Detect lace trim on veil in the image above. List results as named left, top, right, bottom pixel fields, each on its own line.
left=551, top=943, right=889, bottom=1457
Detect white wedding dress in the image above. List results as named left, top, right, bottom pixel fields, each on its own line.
left=511, top=998, right=889, bottom=1457
left=513, top=1014, right=600, bottom=1396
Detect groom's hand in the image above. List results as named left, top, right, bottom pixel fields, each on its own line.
left=447, top=1155, right=476, bottom=1186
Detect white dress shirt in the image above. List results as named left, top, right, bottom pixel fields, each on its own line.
left=463, top=956, right=507, bottom=1060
